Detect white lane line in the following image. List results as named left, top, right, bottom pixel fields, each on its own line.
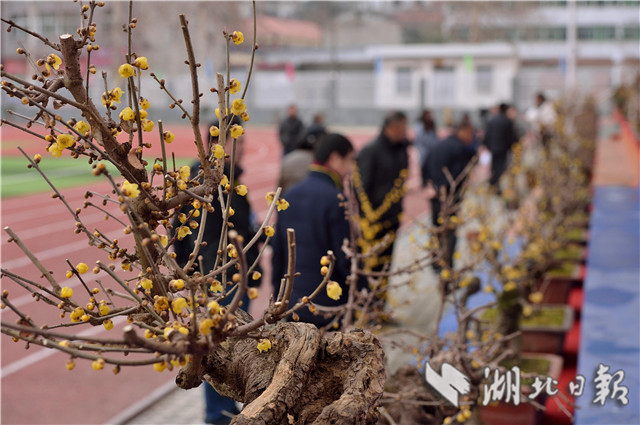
left=1, top=229, right=124, bottom=269
left=3, top=211, right=117, bottom=242
left=104, top=380, right=177, bottom=425
left=7, top=270, right=109, bottom=308
left=0, top=316, right=126, bottom=379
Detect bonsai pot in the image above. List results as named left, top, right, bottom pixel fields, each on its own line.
left=481, top=305, right=574, bottom=354
left=479, top=353, right=564, bottom=425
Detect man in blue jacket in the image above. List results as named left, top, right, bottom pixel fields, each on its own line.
left=483, top=103, right=517, bottom=191
left=271, top=133, right=361, bottom=327
left=425, top=120, right=476, bottom=269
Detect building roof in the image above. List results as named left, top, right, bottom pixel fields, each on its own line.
left=242, top=15, right=322, bottom=48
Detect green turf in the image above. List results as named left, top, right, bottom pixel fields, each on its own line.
left=1, top=156, right=115, bottom=198
left=1, top=155, right=195, bottom=198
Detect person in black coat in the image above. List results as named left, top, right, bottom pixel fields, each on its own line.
left=279, top=104, right=305, bottom=156
left=483, top=103, right=517, bottom=190
left=425, top=120, right=476, bottom=269
left=354, top=111, right=409, bottom=275
left=271, top=133, right=365, bottom=328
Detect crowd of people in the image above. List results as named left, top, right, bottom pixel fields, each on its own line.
left=174, top=93, right=555, bottom=424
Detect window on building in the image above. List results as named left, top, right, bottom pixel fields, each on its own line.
left=577, top=26, right=617, bottom=40
left=451, top=27, right=470, bottom=42
left=476, top=65, right=493, bottom=95
left=396, top=67, right=412, bottom=94
left=623, top=26, right=640, bottom=40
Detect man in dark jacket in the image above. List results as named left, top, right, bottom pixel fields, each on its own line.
left=271, top=133, right=363, bottom=327
left=426, top=120, right=476, bottom=269
left=172, top=121, right=261, bottom=425
left=278, top=104, right=305, bottom=156
left=354, top=111, right=409, bottom=275
left=483, top=103, right=517, bottom=190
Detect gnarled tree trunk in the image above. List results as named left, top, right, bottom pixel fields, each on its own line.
left=177, top=322, right=386, bottom=425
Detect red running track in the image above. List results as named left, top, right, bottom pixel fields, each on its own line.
left=1, top=123, right=432, bottom=424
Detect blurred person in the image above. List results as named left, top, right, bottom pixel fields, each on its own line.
left=415, top=109, right=440, bottom=184
left=482, top=103, right=517, bottom=192
left=278, top=122, right=327, bottom=193
left=271, top=133, right=365, bottom=327
left=306, top=112, right=326, bottom=138
left=172, top=118, right=262, bottom=425
left=354, top=111, right=409, bottom=283
left=279, top=104, right=305, bottom=156
left=525, top=92, right=557, bottom=147
left=425, top=120, right=477, bottom=270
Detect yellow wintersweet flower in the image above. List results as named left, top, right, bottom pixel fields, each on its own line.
left=160, top=235, right=168, bottom=247
left=92, top=358, right=105, bottom=370
left=209, top=126, right=220, bottom=138
left=178, top=165, right=191, bottom=181
left=47, top=53, right=62, bottom=70
left=229, top=79, right=241, bottom=94
left=252, top=271, right=262, bottom=280
left=66, top=359, right=75, bottom=371
left=134, top=56, right=149, bottom=70
left=57, top=134, right=75, bottom=149
left=248, top=288, right=258, bottom=299
left=140, top=278, right=153, bottom=290
left=121, top=180, right=140, bottom=198
left=529, top=291, right=544, bottom=304
left=231, top=31, right=244, bottom=45
left=154, top=296, right=169, bottom=312
left=276, top=199, right=289, bottom=211
left=215, top=107, right=228, bottom=119
left=440, top=269, right=451, bottom=280
left=118, top=63, right=135, bottom=78
left=139, top=97, right=150, bottom=110
left=139, top=109, right=148, bottom=120
left=523, top=304, right=533, bottom=317
left=503, top=281, right=517, bottom=292
left=235, top=185, right=247, bottom=196
left=265, top=192, right=275, bottom=204
left=103, top=319, right=114, bottom=330
left=210, top=281, right=223, bottom=293
left=74, top=121, right=90, bottom=136
left=119, top=107, right=135, bottom=121
left=163, top=131, right=176, bottom=144
left=171, top=297, right=188, bottom=314
left=220, top=175, right=229, bottom=187
left=111, top=87, right=124, bottom=102
left=230, top=98, right=247, bottom=116
left=153, top=361, right=167, bottom=372
left=213, top=144, right=225, bottom=159
left=171, top=279, right=185, bottom=290
left=484, top=285, right=495, bottom=293
left=76, top=263, right=89, bottom=274
left=199, top=318, right=214, bottom=335
left=257, top=338, right=271, bottom=353
left=177, top=226, right=192, bottom=240
left=264, top=226, right=275, bottom=237
left=99, top=304, right=110, bottom=316
left=230, top=124, right=244, bottom=139
left=141, top=119, right=154, bottom=132
left=459, top=276, right=473, bottom=288
left=326, top=281, right=342, bottom=301
left=48, top=143, right=64, bottom=157
left=60, top=286, right=73, bottom=299
left=240, top=112, right=250, bottom=122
